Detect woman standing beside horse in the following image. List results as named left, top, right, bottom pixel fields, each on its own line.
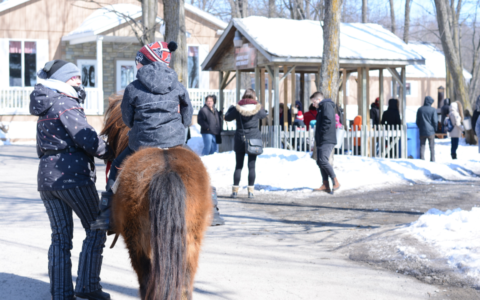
left=225, top=89, right=267, bottom=198
left=30, top=60, right=113, bottom=300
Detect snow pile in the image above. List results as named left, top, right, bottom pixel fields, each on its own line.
left=187, top=125, right=480, bottom=193
left=405, top=208, right=480, bottom=285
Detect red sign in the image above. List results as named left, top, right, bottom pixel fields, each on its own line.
left=235, top=43, right=256, bottom=70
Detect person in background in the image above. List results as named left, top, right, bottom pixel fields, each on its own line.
left=310, top=91, right=340, bottom=193
left=472, top=96, right=480, bottom=137
left=279, top=103, right=292, bottom=130
left=30, top=60, right=113, bottom=300
left=350, top=115, right=362, bottom=155
left=381, top=98, right=402, bottom=158
left=416, top=96, right=438, bottom=162
left=447, top=101, right=464, bottom=159
left=304, top=103, right=318, bottom=130
left=198, top=94, right=222, bottom=155
left=295, top=100, right=303, bottom=113
left=224, top=89, right=267, bottom=198
left=370, top=97, right=380, bottom=127
left=441, top=98, right=451, bottom=134
left=476, top=112, right=480, bottom=154
left=335, top=114, right=342, bottom=129
left=293, top=110, right=306, bottom=129
left=336, top=104, right=344, bottom=127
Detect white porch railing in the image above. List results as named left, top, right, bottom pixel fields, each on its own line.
left=0, top=87, right=104, bottom=115
left=188, top=89, right=238, bottom=113
left=256, top=124, right=406, bottom=159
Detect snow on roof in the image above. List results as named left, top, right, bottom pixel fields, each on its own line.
left=233, top=17, right=424, bottom=63
left=407, top=42, right=472, bottom=79
left=0, top=0, right=31, bottom=13
left=63, top=4, right=142, bottom=39
left=184, top=3, right=227, bottom=29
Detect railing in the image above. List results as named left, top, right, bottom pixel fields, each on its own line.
left=189, top=89, right=238, bottom=113
left=258, top=124, right=406, bottom=159
left=0, top=87, right=104, bottom=115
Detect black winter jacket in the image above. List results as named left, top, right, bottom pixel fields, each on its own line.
left=121, top=62, right=193, bottom=151
left=224, top=98, right=267, bottom=153
left=416, top=96, right=438, bottom=137
left=29, top=84, right=111, bottom=191
left=198, top=105, right=222, bottom=135
left=315, top=98, right=337, bottom=145
left=381, top=99, right=402, bottom=127
left=370, top=103, right=380, bottom=126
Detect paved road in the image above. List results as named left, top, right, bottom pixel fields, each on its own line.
left=0, top=145, right=478, bottom=299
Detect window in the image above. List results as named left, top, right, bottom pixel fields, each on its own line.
left=9, top=40, right=37, bottom=87
left=392, top=82, right=412, bottom=97
left=116, top=60, right=136, bottom=91
left=77, top=60, right=96, bottom=88
left=187, top=46, right=199, bottom=89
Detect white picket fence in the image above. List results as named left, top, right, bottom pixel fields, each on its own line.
left=258, top=124, right=405, bottom=159
left=0, top=87, right=104, bottom=115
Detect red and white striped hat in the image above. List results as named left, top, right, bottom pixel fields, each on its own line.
left=135, top=41, right=177, bottom=66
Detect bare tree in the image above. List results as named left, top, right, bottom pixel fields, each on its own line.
left=403, top=0, right=412, bottom=43
left=163, top=0, right=188, bottom=86
left=468, top=3, right=480, bottom=106
left=228, top=0, right=249, bottom=18
left=142, top=0, right=158, bottom=44
left=389, top=0, right=395, bottom=34
left=362, top=0, right=367, bottom=23
left=268, top=0, right=276, bottom=17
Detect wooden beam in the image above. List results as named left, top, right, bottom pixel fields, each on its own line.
left=273, top=65, right=280, bottom=128
left=266, top=65, right=274, bottom=78
left=401, top=66, right=407, bottom=159
left=219, top=71, right=224, bottom=112
left=283, top=65, right=289, bottom=130
left=291, top=67, right=296, bottom=125
left=220, top=70, right=230, bottom=89
left=300, top=72, right=305, bottom=112
left=279, top=65, right=296, bottom=85
left=342, top=69, right=347, bottom=126
left=268, top=72, right=273, bottom=126
left=357, top=67, right=362, bottom=117
left=362, top=67, right=368, bottom=157
left=260, top=68, right=266, bottom=126
left=225, top=73, right=236, bottom=88
left=255, top=67, right=260, bottom=102
left=236, top=70, right=241, bottom=104
left=387, top=67, right=404, bottom=88
left=379, top=69, right=384, bottom=120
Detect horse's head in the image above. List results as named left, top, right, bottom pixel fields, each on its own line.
left=101, top=92, right=129, bottom=157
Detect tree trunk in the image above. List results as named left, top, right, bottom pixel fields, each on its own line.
left=362, top=0, right=367, bottom=23
left=142, top=0, right=158, bottom=44
left=163, top=0, right=188, bottom=86
left=268, top=0, right=275, bottom=17
left=403, top=0, right=412, bottom=43
left=389, top=0, right=395, bottom=34
left=319, top=0, right=342, bottom=105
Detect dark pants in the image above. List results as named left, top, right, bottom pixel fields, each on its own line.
left=316, top=143, right=336, bottom=181
left=451, top=137, right=459, bottom=158
left=233, top=150, right=257, bottom=186
left=420, top=135, right=435, bottom=162
left=108, top=146, right=135, bottom=189
left=40, top=185, right=106, bottom=300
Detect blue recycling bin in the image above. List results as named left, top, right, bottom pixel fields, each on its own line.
left=407, top=123, right=420, bottom=159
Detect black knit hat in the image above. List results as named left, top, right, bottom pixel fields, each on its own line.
left=37, top=60, right=81, bottom=83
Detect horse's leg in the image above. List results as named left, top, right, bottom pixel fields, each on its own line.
left=183, top=228, right=203, bottom=300
left=130, top=250, right=151, bottom=300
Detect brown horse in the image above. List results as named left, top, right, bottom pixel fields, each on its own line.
left=101, top=95, right=212, bottom=300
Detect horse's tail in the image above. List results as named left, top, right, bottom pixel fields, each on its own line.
left=146, top=170, right=187, bottom=300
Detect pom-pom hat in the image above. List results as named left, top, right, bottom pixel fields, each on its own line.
left=296, top=110, right=304, bottom=120
left=135, top=41, right=177, bottom=66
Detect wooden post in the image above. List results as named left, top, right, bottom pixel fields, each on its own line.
left=236, top=70, right=241, bottom=104
left=291, top=67, right=296, bottom=118
left=362, top=67, right=368, bottom=156
left=268, top=72, right=273, bottom=126
left=274, top=66, right=280, bottom=147
left=401, top=66, right=407, bottom=158
left=379, top=69, right=384, bottom=119
left=219, top=71, right=224, bottom=112
left=300, top=72, right=305, bottom=112
left=283, top=66, right=289, bottom=130
left=255, top=67, right=260, bottom=101
left=357, top=67, right=362, bottom=118
left=342, top=69, right=347, bottom=126
left=260, top=68, right=266, bottom=126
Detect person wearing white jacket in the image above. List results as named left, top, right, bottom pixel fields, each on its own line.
left=446, top=101, right=464, bottom=159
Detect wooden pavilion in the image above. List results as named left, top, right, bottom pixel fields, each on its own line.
left=201, top=17, right=425, bottom=157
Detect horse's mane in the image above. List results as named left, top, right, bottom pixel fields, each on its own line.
left=101, top=93, right=129, bottom=157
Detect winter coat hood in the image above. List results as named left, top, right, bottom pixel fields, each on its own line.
left=236, top=98, right=261, bottom=117
left=476, top=95, right=480, bottom=112
left=387, top=99, right=399, bottom=111
left=30, top=81, right=79, bottom=116
left=137, top=61, right=179, bottom=95
left=370, top=103, right=377, bottom=109
left=295, top=100, right=303, bottom=112
left=450, top=102, right=459, bottom=113
left=424, top=96, right=434, bottom=107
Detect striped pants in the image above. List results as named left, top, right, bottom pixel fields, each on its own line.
left=40, top=184, right=107, bottom=300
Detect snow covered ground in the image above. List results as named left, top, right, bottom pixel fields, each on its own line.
left=188, top=125, right=480, bottom=195
left=403, top=207, right=480, bottom=287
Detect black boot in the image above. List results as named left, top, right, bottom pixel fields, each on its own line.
left=90, top=191, right=113, bottom=231
left=75, top=289, right=110, bottom=300
left=211, top=187, right=225, bottom=226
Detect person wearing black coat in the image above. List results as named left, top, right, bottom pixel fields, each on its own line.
left=91, top=41, right=193, bottom=231
left=30, top=60, right=113, bottom=300
left=198, top=95, right=222, bottom=155
left=224, top=89, right=267, bottom=198
left=381, top=98, right=402, bottom=158
left=416, top=96, right=438, bottom=162
left=441, top=98, right=451, bottom=132
left=310, top=91, right=340, bottom=193
left=370, top=97, right=380, bottom=127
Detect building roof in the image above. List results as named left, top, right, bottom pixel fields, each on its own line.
left=407, top=42, right=472, bottom=79
left=184, top=3, right=227, bottom=29
left=0, top=0, right=31, bottom=13
left=203, top=17, right=425, bottom=70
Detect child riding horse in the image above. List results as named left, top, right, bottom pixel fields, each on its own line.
left=91, top=41, right=193, bottom=231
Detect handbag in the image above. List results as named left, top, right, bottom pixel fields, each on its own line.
left=446, top=117, right=454, bottom=132
left=239, top=115, right=263, bottom=155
